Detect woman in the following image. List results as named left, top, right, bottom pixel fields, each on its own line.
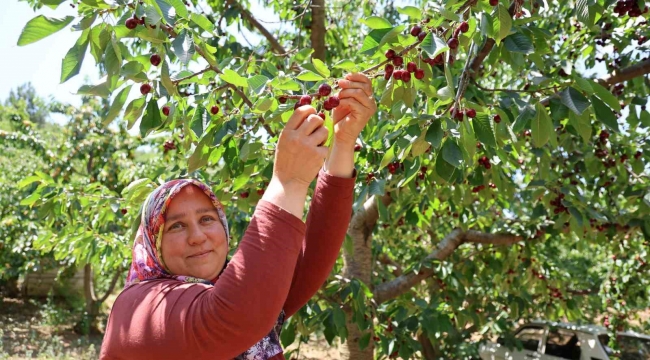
left=100, top=73, right=377, bottom=359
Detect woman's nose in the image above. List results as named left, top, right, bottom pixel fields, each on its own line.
left=187, top=224, right=208, bottom=245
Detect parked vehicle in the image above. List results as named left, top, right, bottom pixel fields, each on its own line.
left=479, top=321, right=650, bottom=360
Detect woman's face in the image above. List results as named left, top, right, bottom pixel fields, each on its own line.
left=161, top=185, right=228, bottom=281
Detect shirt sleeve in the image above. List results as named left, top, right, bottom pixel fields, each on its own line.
left=282, top=167, right=357, bottom=317
left=100, top=201, right=306, bottom=360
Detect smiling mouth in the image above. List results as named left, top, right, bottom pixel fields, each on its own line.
left=188, top=250, right=212, bottom=259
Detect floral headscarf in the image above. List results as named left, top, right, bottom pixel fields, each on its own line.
left=125, top=179, right=284, bottom=360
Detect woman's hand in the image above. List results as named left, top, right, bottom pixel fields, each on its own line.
left=331, top=73, right=377, bottom=148
left=263, top=106, right=329, bottom=218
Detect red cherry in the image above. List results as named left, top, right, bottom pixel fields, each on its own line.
left=415, top=69, right=425, bottom=79
left=317, top=112, right=325, bottom=120
left=327, top=96, right=340, bottom=108
left=150, top=54, right=161, bottom=66
left=465, top=109, right=477, bottom=118
left=120, top=208, right=128, bottom=215
left=385, top=49, right=396, bottom=59
left=140, top=83, right=152, bottom=95
left=257, top=189, right=265, bottom=196
left=279, top=96, right=288, bottom=104
left=494, top=114, right=501, bottom=123
left=126, top=18, right=138, bottom=30
left=447, top=37, right=459, bottom=49
left=393, top=70, right=403, bottom=81
left=162, top=106, right=170, bottom=116
left=299, top=95, right=312, bottom=106
left=407, top=61, right=417, bottom=73
left=323, top=98, right=333, bottom=111
left=240, top=191, right=249, bottom=199
left=418, top=31, right=427, bottom=41
left=489, top=0, right=499, bottom=5
left=210, top=105, right=219, bottom=115
left=402, top=71, right=412, bottom=82
left=384, top=64, right=394, bottom=80
left=354, top=144, right=362, bottom=152
left=393, top=56, right=404, bottom=67
left=410, top=25, right=422, bottom=37
left=459, top=21, right=469, bottom=33
left=318, top=83, right=332, bottom=97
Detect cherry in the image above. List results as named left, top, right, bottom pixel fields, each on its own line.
left=494, top=114, right=501, bottom=123
left=121, top=208, right=128, bottom=215
left=318, top=83, right=332, bottom=97
left=447, top=37, right=459, bottom=50
left=407, top=61, right=417, bottom=73
left=402, top=71, right=412, bottom=82
left=278, top=96, right=288, bottom=104
left=150, top=54, right=161, bottom=66
left=635, top=151, right=642, bottom=159
left=163, top=140, right=176, bottom=151
left=489, top=0, right=498, bottom=5
left=410, top=25, right=422, bottom=37
left=393, top=56, right=404, bottom=67
left=459, top=21, right=469, bottom=33
left=162, top=106, right=170, bottom=116
left=317, top=112, right=325, bottom=120
left=323, top=98, right=333, bottom=111
left=384, top=64, right=394, bottom=80
left=256, top=189, right=265, bottom=196
left=299, top=95, right=312, bottom=106
left=414, top=68, right=425, bottom=79
left=354, top=143, right=362, bottom=152
left=210, top=105, right=219, bottom=115
left=385, top=49, right=396, bottom=59
left=327, top=95, right=340, bottom=108
left=417, top=31, right=427, bottom=41
left=393, top=70, right=403, bottom=81
left=366, top=173, right=375, bottom=182
left=465, top=109, right=477, bottom=118
left=240, top=191, right=249, bottom=199
left=126, top=18, right=138, bottom=30
left=140, top=83, right=152, bottom=95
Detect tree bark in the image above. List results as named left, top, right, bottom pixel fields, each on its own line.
left=310, top=0, right=327, bottom=60
left=339, top=194, right=392, bottom=360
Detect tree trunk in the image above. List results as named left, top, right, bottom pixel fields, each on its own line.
left=339, top=194, right=391, bottom=360
left=310, top=0, right=326, bottom=60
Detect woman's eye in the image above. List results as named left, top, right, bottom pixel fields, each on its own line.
left=169, top=222, right=182, bottom=230
left=201, top=216, right=215, bottom=223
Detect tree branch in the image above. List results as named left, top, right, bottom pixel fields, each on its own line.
left=310, top=0, right=326, bottom=60
left=378, top=253, right=403, bottom=277
left=224, top=0, right=288, bottom=55
left=468, top=2, right=517, bottom=78
left=97, top=267, right=123, bottom=304
left=372, top=229, right=521, bottom=305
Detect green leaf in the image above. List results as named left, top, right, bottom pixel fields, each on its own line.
left=574, top=77, right=594, bottom=95
left=560, top=87, right=590, bottom=115
left=77, top=82, right=111, bottom=98
left=60, top=33, right=89, bottom=83
left=568, top=111, right=592, bottom=142
left=312, top=58, right=330, bottom=78
left=253, top=97, right=273, bottom=113
left=513, top=104, right=536, bottom=133
left=333, top=59, right=361, bottom=72
left=503, top=32, right=534, bottom=54
left=359, top=28, right=392, bottom=56
left=190, top=13, right=214, bottom=33
left=103, top=85, right=131, bottom=126
left=591, top=81, right=621, bottom=111
left=124, top=98, right=147, bottom=129
left=296, top=70, right=324, bottom=81
left=380, top=145, right=396, bottom=169
left=531, top=103, right=553, bottom=148
left=421, top=33, right=449, bottom=59
left=426, top=120, right=443, bottom=148
left=140, top=99, right=162, bottom=137
left=442, top=139, right=463, bottom=168
left=41, top=0, right=66, bottom=9
left=473, top=113, right=497, bottom=147
left=161, top=60, right=177, bottom=96
left=220, top=69, right=248, bottom=88
left=461, top=121, right=476, bottom=161
left=188, top=138, right=211, bottom=173
left=396, top=6, right=422, bottom=19
left=103, top=41, right=121, bottom=78
left=360, top=16, right=392, bottom=29
left=493, top=4, right=512, bottom=44
left=172, top=30, right=195, bottom=65
left=17, top=15, right=74, bottom=46
left=247, top=75, right=269, bottom=94
left=591, top=96, right=620, bottom=132
left=435, top=151, right=457, bottom=183
left=576, top=0, right=593, bottom=27
left=190, top=105, right=207, bottom=138
left=143, top=5, right=163, bottom=25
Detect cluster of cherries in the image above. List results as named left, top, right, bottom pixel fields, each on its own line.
left=280, top=84, right=340, bottom=116
left=612, top=83, right=625, bottom=96
left=163, top=140, right=176, bottom=152
left=613, top=0, right=648, bottom=17
left=139, top=54, right=164, bottom=95
left=471, top=183, right=496, bottom=193
left=387, top=161, right=404, bottom=174
left=478, top=155, right=491, bottom=169
left=549, top=193, right=569, bottom=215
left=450, top=107, right=476, bottom=121
left=125, top=14, right=149, bottom=30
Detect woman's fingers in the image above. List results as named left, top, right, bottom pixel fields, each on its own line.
left=298, top=114, right=325, bottom=136
left=337, top=88, right=376, bottom=111
left=309, top=125, right=330, bottom=146
left=337, top=73, right=373, bottom=96
left=286, top=105, right=316, bottom=130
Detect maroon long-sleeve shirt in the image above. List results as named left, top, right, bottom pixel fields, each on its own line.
left=100, top=168, right=356, bottom=359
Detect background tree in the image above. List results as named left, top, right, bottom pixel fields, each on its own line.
left=9, top=0, right=650, bottom=358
